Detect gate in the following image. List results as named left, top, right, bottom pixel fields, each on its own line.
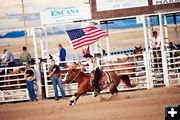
left=143, top=13, right=180, bottom=87
left=0, top=65, right=39, bottom=103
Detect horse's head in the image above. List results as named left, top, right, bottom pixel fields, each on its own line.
left=134, top=46, right=143, bottom=61
left=134, top=46, right=143, bottom=54
left=63, top=63, right=81, bottom=84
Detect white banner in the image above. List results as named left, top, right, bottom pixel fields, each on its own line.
left=40, top=5, right=91, bottom=25
left=153, top=0, right=180, bottom=5
left=96, top=0, right=149, bottom=11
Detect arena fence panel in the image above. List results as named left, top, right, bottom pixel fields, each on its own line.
left=97, top=53, right=148, bottom=91
left=166, top=50, right=180, bottom=85
left=42, top=60, right=84, bottom=98
left=0, top=65, right=38, bottom=103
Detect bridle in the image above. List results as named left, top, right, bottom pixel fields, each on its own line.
left=65, top=69, right=81, bottom=84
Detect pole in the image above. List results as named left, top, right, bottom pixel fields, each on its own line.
left=32, top=27, right=38, bottom=63
left=42, top=27, right=50, bottom=98
left=39, top=29, right=45, bottom=59
left=105, top=23, right=110, bottom=58
left=143, top=15, right=153, bottom=88
left=32, top=27, right=42, bottom=98
left=43, top=27, right=49, bottom=61
left=159, top=13, right=169, bottom=87
left=21, top=0, right=28, bottom=46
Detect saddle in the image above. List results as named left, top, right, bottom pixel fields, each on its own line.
left=90, top=70, right=113, bottom=88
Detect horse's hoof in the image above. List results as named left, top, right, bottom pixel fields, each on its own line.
left=70, top=100, right=74, bottom=103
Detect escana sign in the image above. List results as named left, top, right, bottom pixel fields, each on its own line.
left=153, top=0, right=180, bottom=5
left=40, top=5, right=91, bottom=25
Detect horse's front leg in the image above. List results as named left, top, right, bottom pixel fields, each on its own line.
left=69, top=95, right=77, bottom=106
left=69, top=88, right=87, bottom=106
left=69, top=92, right=82, bottom=106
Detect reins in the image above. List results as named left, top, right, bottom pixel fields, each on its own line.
left=67, top=69, right=82, bottom=84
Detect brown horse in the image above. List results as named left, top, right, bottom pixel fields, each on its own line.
left=64, top=63, right=134, bottom=106
left=102, top=46, right=143, bottom=78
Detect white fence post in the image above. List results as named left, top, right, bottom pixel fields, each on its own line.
left=43, top=63, right=49, bottom=98
left=143, top=52, right=152, bottom=89
left=178, top=74, right=180, bottom=85
left=159, top=13, right=169, bottom=87
left=142, top=15, right=153, bottom=89
left=162, top=52, right=169, bottom=86
left=34, top=64, right=42, bottom=99
left=2, top=91, right=4, bottom=102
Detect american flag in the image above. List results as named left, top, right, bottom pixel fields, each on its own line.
left=66, top=26, right=108, bottom=50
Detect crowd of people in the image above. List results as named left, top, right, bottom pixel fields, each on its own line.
left=0, top=44, right=68, bottom=101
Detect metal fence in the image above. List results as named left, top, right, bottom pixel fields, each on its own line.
left=0, top=50, right=179, bottom=102
left=0, top=65, right=39, bottom=103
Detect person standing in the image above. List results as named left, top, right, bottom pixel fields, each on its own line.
left=151, top=31, right=161, bottom=48
left=58, top=44, right=66, bottom=67
left=1, top=50, right=7, bottom=67
left=24, top=63, right=37, bottom=101
left=150, top=31, right=162, bottom=69
left=49, top=59, right=65, bottom=100
left=20, top=46, right=31, bottom=66
left=3, top=49, right=15, bottom=67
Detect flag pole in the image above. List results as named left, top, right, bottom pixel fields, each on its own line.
left=64, top=29, right=82, bottom=67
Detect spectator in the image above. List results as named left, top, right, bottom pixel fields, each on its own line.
left=150, top=31, right=161, bottom=69
left=58, top=44, right=66, bottom=67
left=24, top=63, right=37, bottom=101
left=169, top=42, right=176, bottom=50
left=20, top=46, right=31, bottom=66
left=0, top=51, right=6, bottom=67
left=49, top=59, right=65, bottom=100
left=3, top=49, right=15, bottom=67
left=151, top=31, right=161, bottom=48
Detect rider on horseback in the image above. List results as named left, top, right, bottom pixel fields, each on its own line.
left=84, top=53, right=102, bottom=97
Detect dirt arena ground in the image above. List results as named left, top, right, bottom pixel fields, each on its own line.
left=0, top=85, right=180, bottom=120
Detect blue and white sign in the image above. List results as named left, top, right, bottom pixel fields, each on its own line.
left=96, top=0, right=149, bottom=11
left=153, top=0, right=180, bottom=5
left=40, top=5, right=91, bottom=25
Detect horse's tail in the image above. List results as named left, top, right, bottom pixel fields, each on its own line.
left=119, top=75, right=136, bottom=88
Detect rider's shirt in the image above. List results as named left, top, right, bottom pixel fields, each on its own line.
left=83, top=58, right=99, bottom=73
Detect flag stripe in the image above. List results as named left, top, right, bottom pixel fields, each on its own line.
left=72, top=33, right=107, bottom=45
left=72, top=35, right=108, bottom=45
left=66, top=26, right=108, bottom=50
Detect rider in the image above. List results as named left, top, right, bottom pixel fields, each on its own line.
left=84, top=53, right=102, bottom=97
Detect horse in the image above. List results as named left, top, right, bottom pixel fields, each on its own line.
left=134, top=46, right=143, bottom=61
left=5, top=67, right=24, bottom=89
left=102, top=46, right=144, bottom=78
left=64, top=63, right=134, bottom=106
